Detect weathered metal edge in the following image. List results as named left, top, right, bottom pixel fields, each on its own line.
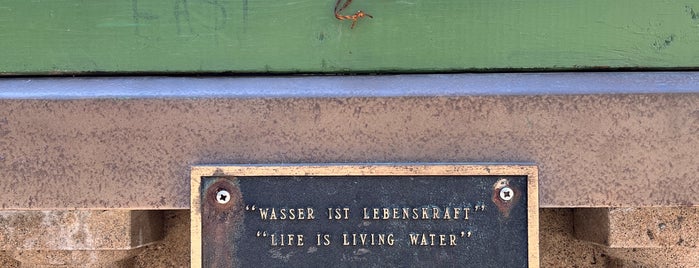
left=190, top=163, right=540, bottom=268
left=1, top=72, right=698, bottom=100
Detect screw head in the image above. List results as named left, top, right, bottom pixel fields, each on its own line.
left=216, top=189, right=231, bottom=204
left=499, top=187, right=513, bottom=201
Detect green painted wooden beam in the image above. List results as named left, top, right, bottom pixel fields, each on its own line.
left=2, top=0, right=699, bottom=74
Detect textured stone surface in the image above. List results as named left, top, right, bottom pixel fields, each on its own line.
left=11, top=250, right=140, bottom=268
left=1, top=91, right=697, bottom=209
left=0, top=252, right=19, bottom=268
left=606, top=248, right=699, bottom=268
left=575, top=207, right=699, bottom=248
left=133, top=210, right=190, bottom=268
left=0, top=210, right=164, bottom=267
left=0, top=210, right=163, bottom=250
left=574, top=207, right=699, bottom=267
left=574, top=208, right=611, bottom=247
left=540, top=209, right=609, bottom=267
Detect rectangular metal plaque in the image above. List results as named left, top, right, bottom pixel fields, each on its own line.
left=191, top=164, right=539, bottom=268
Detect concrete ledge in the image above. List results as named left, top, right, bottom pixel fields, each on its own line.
left=0, top=73, right=697, bottom=209
left=574, top=207, right=699, bottom=266
left=0, top=210, right=164, bottom=267
left=575, top=208, right=699, bottom=249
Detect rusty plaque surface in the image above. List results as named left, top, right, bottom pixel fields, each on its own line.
left=191, top=164, right=539, bottom=268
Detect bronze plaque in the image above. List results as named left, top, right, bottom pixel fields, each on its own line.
left=191, top=164, right=539, bottom=268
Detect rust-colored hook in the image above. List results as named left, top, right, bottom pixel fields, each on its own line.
left=334, top=0, right=373, bottom=29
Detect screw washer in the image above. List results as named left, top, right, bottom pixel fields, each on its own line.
left=499, top=187, right=514, bottom=201
left=216, top=189, right=231, bottom=204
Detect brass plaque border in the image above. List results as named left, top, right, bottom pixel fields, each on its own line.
left=190, top=163, right=539, bottom=268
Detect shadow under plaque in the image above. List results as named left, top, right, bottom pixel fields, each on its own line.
left=190, top=164, right=539, bottom=268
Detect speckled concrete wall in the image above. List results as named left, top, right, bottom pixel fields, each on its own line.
left=1, top=74, right=698, bottom=210
left=1, top=94, right=697, bottom=209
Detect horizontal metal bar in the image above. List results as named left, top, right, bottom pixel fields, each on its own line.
left=0, top=73, right=697, bottom=209
left=1, top=72, right=698, bottom=100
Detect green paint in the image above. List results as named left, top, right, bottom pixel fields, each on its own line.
left=2, top=0, right=699, bottom=74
